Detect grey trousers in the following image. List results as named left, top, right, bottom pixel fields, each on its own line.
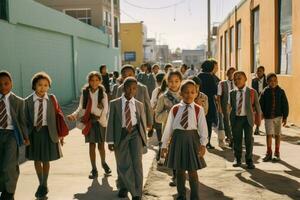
left=221, top=106, right=232, bottom=140
left=0, top=130, right=19, bottom=193
left=115, top=128, right=143, bottom=197
left=231, top=116, right=254, bottom=163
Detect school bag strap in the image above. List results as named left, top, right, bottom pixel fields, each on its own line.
left=49, top=95, right=69, bottom=137
left=249, top=89, right=261, bottom=126
left=172, top=104, right=201, bottom=121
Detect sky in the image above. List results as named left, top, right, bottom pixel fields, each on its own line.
left=120, top=0, right=241, bottom=51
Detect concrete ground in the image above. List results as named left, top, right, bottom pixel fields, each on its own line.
left=143, top=126, right=300, bottom=200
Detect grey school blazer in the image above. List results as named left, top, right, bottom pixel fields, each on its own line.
left=25, top=94, right=59, bottom=143
left=219, top=80, right=231, bottom=112
left=106, top=97, right=147, bottom=147
left=8, top=93, right=29, bottom=146
left=116, top=82, right=153, bottom=127
left=229, top=87, right=262, bottom=127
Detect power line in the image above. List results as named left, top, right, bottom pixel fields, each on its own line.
left=124, top=0, right=187, bottom=10
left=120, top=9, right=140, bottom=22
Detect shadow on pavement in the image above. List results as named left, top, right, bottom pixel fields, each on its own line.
left=236, top=168, right=300, bottom=199
left=279, top=160, right=300, bottom=179
left=73, top=177, right=121, bottom=200
left=171, top=182, right=234, bottom=200
left=208, top=148, right=261, bottom=164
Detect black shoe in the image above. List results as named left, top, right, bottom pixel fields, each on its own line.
left=206, top=143, right=215, bottom=149
left=102, top=163, right=112, bottom=175
left=254, top=128, right=260, bottom=135
left=233, top=161, right=242, bottom=167
left=35, top=186, right=42, bottom=198
left=247, top=163, right=256, bottom=169
left=273, top=153, right=281, bottom=162
left=132, top=196, right=141, bottom=200
left=118, top=188, right=128, bottom=198
left=88, top=169, right=98, bottom=179
left=39, top=186, right=49, bottom=198
left=263, top=153, right=273, bottom=162
left=176, top=196, right=187, bottom=200
left=148, top=129, right=154, bottom=137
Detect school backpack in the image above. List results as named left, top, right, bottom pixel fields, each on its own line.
left=172, top=104, right=201, bottom=121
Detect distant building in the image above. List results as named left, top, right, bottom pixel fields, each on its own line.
left=120, top=22, right=146, bottom=67
left=156, top=45, right=170, bottom=65
left=144, top=38, right=158, bottom=64
left=182, top=49, right=206, bottom=69
left=35, top=0, right=120, bottom=47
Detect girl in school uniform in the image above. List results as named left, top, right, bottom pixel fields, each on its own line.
left=155, top=69, right=182, bottom=186
left=67, top=71, right=111, bottom=179
left=161, top=80, right=208, bottom=200
left=25, top=72, right=64, bottom=199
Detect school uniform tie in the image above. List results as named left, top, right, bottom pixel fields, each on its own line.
left=36, top=98, right=44, bottom=131
left=230, top=81, right=234, bottom=90
left=237, top=89, right=243, bottom=116
left=125, top=100, right=133, bottom=133
left=180, top=105, right=190, bottom=129
left=0, top=96, right=8, bottom=129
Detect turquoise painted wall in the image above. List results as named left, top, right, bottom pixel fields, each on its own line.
left=0, top=0, right=121, bottom=104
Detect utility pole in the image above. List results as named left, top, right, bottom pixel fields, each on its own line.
left=111, top=0, right=115, bottom=48
left=207, top=0, right=211, bottom=58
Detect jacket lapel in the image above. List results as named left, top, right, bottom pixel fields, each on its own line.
left=245, top=87, right=251, bottom=112
left=116, top=98, right=122, bottom=122
left=28, top=95, right=35, bottom=124
left=8, top=94, right=17, bottom=124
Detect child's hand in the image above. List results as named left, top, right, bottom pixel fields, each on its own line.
left=161, top=148, right=168, bottom=158
left=24, top=138, right=30, bottom=146
left=108, top=144, right=115, bottom=151
left=67, top=114, right=76, bottom=121
left=282, top=119, right=287, bottom=127
left=199, top=145, right=206, bottom=157
left=59, top=137, right=65, bottom=146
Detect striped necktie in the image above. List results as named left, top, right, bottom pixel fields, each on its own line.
left=36, top=98, right=44, bottom=131
left=125, top=100, right=132, bottom=133
left=237, top=89, right=243, bottom=115
left=0, top=96, right=8, bottom=129
left=180, top=105, right=190, bottom=129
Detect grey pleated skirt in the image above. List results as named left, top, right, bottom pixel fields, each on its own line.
left=167, top=129, right=207, bottom=171
left=26, top=126, right=62, bottom=162
left=85, top=121, right=106, bottom=144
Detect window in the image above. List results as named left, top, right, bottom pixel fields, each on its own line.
left=236, top=21, right=242, bottom=69
left=124, top=52, right=136, bottom=62
left=252, top=7, right=260, bottom=72
left=114, top=16, right=119, bottom=47
left=220, top=36, right=223, bottom=70
left=278, top=0, right=292, bottom=74
left=224, top=30, right=229, bottom=70
left=64, top=9, right=91, bottom=25
left=0, top=0, right=8, bottom=20
left=193, top=55, right=198, bottom=63
left=103, top=11, right=111, bottom=26
left=230, top=26, right=234, bottom=53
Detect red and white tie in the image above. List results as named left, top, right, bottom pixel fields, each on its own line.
left=0, top=96, right=8, bottom=129
left=237, top=89, right=243, bottom=115
left=125, top=100, right=132, bottom=133
left=180, top=105, right=189, bottom=129
left=36, top=98, right=44, bottom=131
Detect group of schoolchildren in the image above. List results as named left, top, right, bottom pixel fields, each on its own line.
left=0, top=60, right=289, bottom=200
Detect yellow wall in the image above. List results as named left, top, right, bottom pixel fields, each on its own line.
left=120, top=23, right=144, bottom=67
left=217, top=0, right=300, bottom=124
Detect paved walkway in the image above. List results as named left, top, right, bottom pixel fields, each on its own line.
left=143, top=126, right=300, bottom=200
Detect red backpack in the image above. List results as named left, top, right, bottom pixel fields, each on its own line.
left=172, top=104, right=201, bottom=121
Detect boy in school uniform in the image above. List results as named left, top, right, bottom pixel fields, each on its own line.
left=137, top=63, right=156, bottom=98
left=251, top=66, right=267, bottom=135
left=229, top=71, right=262, bottom=169
left=116, top=65, right=153, bottom=128
left=0, top=71, right=29, bottom=200
left=106, top=77, right=147, bottom=200
left=260, top=73, right=289, bottom=162
left=217, top=67, right=236, bottom=147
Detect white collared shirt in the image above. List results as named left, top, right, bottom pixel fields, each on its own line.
left=162, top=101, right=208, bottom=148
left=75, top=88, right=108, bottom=127
left=230, top=86, right=247, bottom=116
left=121, top=95, right=137, bottom=127
left=258, top=78, right=264, bottom=94
left=217, top=80, right=235, bottom=96
left=0, top=92, right=13, bottom=130
left=33, top=92, right=48, bottom=126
